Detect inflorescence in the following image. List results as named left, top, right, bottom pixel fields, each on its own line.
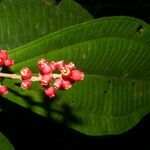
left=0, top=50, right=85, bottom=98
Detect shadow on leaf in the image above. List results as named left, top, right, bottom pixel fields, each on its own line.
left=0, top=87, right=82, bottom=128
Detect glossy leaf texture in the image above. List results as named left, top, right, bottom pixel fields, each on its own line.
left=0, top=0, right=92, bottom=49
left=0, top=132, right=14, bottom=150
left=2, top=16, right=150, bottom=135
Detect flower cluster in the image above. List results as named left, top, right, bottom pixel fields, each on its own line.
left=0, top=50, right=14, bottom=95
left=0, top=50, right=14, bottom=67
left=20, top=59, right=84, bottom=98
left=0, top=50, right=85, bottom=99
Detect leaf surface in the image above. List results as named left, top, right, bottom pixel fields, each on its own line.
left=0, top=0, right=92, bottom=49
left=2, top=16, right=150, bottom=135
left=0, top=132, right=14, bottom=150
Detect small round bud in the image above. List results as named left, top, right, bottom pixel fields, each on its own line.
left=56, top=60, right=65, bottom=70
left=40, top=74, right=52, bottom=86
left=21, top=79, right=31, bottom=89
left=38, top=59, right=52, bottom=74
left=0, top=50, right=8, bottom=60
left=49, top=61, right=57, bottom=72
left=4, top=59, right=14, bottom=67
left=40, top=64, right=52, bottom=74
left=0, top=85, right=8, bottom=95
left=53, top=79, right=63, bottom=89
left=62, top=79, right=72, bottom=90
left=20, top=67, right=32, bottom=79
left=0, top=57, right=4, bottom=66
left=65, top=62, right=76, bottom=70
left=38, top=59, right=47, bottom=65
left=69, top=70, right=84, bottom=81
left=45, top=86, right=56, bottom=98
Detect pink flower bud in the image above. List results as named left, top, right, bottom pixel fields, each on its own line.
left=38, top=59, right=47, bottom=65
left=21, top=79, right=31, bottom=89
left=69, top=70, right=84, bottom=81
left=0, top=57, right=4, bottom=66
left=62, top=79, right=72, bottom=90
left=20, top=67, right=32, bottom=79
left=40, top=64, right=52, bottom=75
left=49, top=61, right=57, bottom=72
left=38, top=59, right=52, bottom=74
left=0, top=85, right=8, bottom=95
left=0, top=50, right=8, bottom=60
left=40, top=74, right=52, bottom=86
left=45, top=86, right=56, bottom=98
left=65, top=62, right=76, bottom=70
left=56, top=60, right=65, bottom=70
left=4, top=59, right=14, bottom=67
left=53, top=78, right=63, bottom=89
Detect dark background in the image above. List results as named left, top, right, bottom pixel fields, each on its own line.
left=75, top=0, right=150, bottom=23
left=0, top=0, right=150, bottom=149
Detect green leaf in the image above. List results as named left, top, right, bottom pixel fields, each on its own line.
left=9, top=16, right=150, bottom=67
left=2, top=16, right=150, bottom=135
left=0, top=132, right=14, bottom=150
left=0, top=0, right=92, bottom=49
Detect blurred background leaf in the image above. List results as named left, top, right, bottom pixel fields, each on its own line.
left=0, top=132, right=14, bottom=150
